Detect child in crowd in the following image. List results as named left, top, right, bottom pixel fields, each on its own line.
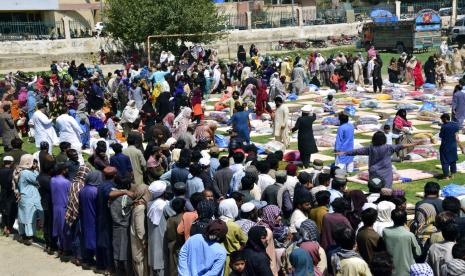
left=383, top=124, right=399, bottom=145
left=323, top=94, right=336, bottom=113
left=229, top=250, right=247, bottom=276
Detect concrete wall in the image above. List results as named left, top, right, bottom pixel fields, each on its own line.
left=0, top=22, right=360, bottom=70
left=211, top=22, right=361, bottom=59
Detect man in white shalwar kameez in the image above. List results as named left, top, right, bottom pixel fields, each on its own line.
left=30, top=103, right=58, bottom=154
left=273, top=96, right=290, bottom=149
left=56, top=109, right=84, bottom=163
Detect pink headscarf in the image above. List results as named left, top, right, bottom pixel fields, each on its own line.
left=163, top=112, right=175, bottom=128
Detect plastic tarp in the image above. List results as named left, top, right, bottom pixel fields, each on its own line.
left=442, top=184, right=465, bottom=197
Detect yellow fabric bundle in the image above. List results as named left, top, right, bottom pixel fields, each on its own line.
left=375, top=94, right=391, bottom=100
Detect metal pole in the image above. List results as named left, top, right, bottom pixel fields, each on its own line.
left=452, top=0, right=457, bottom=28
left=292, top=0, right=295, bottom=26
left=100, top=0, right=103, bottom=21
left=147, top=36, right=151, bottom=67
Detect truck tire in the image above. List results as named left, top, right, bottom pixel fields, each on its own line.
left=396, top=43, right=405, bottom=54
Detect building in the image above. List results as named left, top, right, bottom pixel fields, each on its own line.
left=0, top=0, right=102, bottom=28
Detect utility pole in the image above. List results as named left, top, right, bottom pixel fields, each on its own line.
left=100, top=0, right=103, bottom=21
left=291, top=0, right=295, bottom=26
left=452, top=0, right=457, bottom=27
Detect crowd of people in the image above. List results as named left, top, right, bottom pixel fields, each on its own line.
left=1, top=41, right=465, bottom=276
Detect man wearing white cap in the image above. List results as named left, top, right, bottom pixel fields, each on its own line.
left=291, top=105, right=318, bottom=168
left=198, top=157, right=216, bottom=198
left=235, top=202, right=258, bottom=234
left=147, top=180, right=168, bottom=275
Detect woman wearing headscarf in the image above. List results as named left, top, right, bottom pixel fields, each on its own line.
left=243, top=225, right=274, bottom=275
left=141, top=99, right=156, bottom=130
left=190, top=199, right=215, bottom=236
left=346, top=190, right=367, bottom=229
left=155, top=91, right=172, bottom=123
left=284, top=219, right=324, bottom=276
left=393, top=109, right=414, bottom=160
left=79, top=170, right=103, bottom=267
left=178, top=219, right=228, bottom=275
left=290, top=247, right=314, bottom=276
left=218, top=198, right=248, bottom=275
left=258, top=205, right=288, bottom=246
left=130, top=184, right=152, bottom=276
left=162, top=112, right=175, bottom=132
left=147, top=180, right=168, bottom=275
left=237, top=45, right=247, bottom=64
left=255, top=80, right=269, bottom=117
left=373, top=200, right=396, bottom=236
left=121, top=100, right=140, bottom=137
left=211, top=65, right=222, bottom=94
left=172, top=107, right=192, bottom=140
left=424, top=56, right=436, bottom=84
left=413, top=57, right=425, bottom=90
left=191, top=87, right=203, bottom=123
left=16, top=154, right=41, bottom=245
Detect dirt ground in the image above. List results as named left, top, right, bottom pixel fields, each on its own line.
left=0, top=236, right=96, bottom=276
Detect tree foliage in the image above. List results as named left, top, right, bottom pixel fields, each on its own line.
left=104, top=0, right=223, bottom=47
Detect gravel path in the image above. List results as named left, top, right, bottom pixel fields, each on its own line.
left=0, top=236, right=96, bottom=276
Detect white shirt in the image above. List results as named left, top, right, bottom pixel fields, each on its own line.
left=384, top=132, right=400, bottom=145
left=258, top=174, right=275, bottom=194
left=31, top=110, right=58, bottom=153
left=289, top=209, right=307, bottom=233
left=56, top=114, right=83, bottom=147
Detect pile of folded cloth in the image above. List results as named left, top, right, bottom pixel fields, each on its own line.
left=414, top=94, right=436, bottom=102
left=375, top=94, right=391, bottom=101
left=316, top=134, right=336, bottom=147
left=395, top=103, right=420, bottom=111
left=264, top=140, right=286, bottom=153
left=416, top=110, right=439, bottom=121
left=407, top=146, right=438, bottom=160
left=356, top=124, right=380, bottom=132
left=356, top=116, right=379, bottom=126
left=313, top=125, right=331, bottom=136
left=412, top=133, right=436, bottom=145
left=250, top=120, right=273, bottom=134
left=206, top=111, right=228, bottom=123
left=391, top=88, right=407, bottom=100
left=322, top=116, right=340, bottom=126
left=359, top=99, right=379, bottom=108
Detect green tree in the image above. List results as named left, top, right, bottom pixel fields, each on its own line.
left=104, top=0, right=223, bottom=47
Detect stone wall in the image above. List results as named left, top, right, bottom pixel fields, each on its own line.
left=210, top=22, right=361, bottom=59
left=0, top=22, right=360, bottom=70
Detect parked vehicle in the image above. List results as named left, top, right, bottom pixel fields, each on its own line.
left=361, top=9, right=442, bottom=53
left=275, top=40, right=295, bottom=51
left=307, top=39, right=327, bottom=48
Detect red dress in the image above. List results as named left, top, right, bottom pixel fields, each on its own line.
left=413, top=61, right=424, bottom=88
